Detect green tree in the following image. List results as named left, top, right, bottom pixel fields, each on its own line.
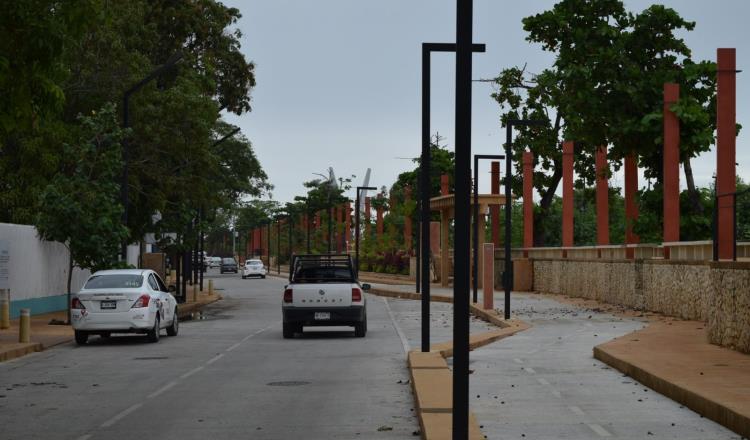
left=35, top=104, right=128, bottom=321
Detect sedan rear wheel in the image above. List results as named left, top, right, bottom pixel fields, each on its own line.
left=74, top=331, right=88, bottom=345
left=166, top=309, right=179, bottom=336
left=147, top=316, right=160, bottom=343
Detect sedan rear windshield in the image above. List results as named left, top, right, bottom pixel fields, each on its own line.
left=222, top=258, right=236, bottom=264
left=84, top=274, right=143, bottom=289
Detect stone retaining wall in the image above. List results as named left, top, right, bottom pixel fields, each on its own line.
left=708, top=262, right=750, bottom=353
left=531, top=258, right=750, bottom=353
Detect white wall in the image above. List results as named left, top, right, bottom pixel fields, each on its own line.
left=0, top=223, right=91, bottom=301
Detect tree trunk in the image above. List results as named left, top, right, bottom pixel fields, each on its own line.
left=683, top=157, right=704, bottom=214
left=66, top=247, right=73, bottom=325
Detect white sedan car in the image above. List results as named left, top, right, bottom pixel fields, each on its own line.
left=242, top=259, right=267, bottom=279
left=71, top=269, right=179, bottom=345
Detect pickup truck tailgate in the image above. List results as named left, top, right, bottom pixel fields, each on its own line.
left=289, top=283, right=352, bottom=307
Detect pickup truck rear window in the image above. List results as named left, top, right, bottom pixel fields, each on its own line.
left=292, top=267, right=353, bottom=283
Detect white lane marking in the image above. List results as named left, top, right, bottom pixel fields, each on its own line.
left=226, top=342, right=242, bottom=352
left=180, top=365, right=204, bottom=379
left=523, top=367, right=536, bottom=374
left=513, top=358, right=524, bottom=364
left=100, top=403, right=143, bottom=428
left=587, top=423, right=612, bottom=437
left=551, top=390, right=562, bottom=398
left=568, top=405, right=585, bottom=416
left=536, top=378, right=550, bottom=386
left=383, top=297, right=411, bottom=354
left=147, top=381, right=178, bottom=399
left=206, top=353, right=224, bottom=365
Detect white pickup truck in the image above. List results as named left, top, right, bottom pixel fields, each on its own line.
left=281, top=254, right=369, bottom=338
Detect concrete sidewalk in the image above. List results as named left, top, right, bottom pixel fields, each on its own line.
left=595, top=319, right=750, bottom=438
left=0, top=292, right=221, bottom=363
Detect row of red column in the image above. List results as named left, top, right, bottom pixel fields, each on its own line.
left=521, top=48, right=737, bottom=259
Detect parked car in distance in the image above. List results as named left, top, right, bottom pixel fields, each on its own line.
left=210, top=256, right=221, bottom=268
left=242, top=259, right=266, bottom=279
left=282, top=254, right=368, bottom=338
left=71, top=269, right=179, bottom=345
left=220, top=257, right=238, bottom=274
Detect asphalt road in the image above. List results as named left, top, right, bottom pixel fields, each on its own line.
left=0, top=272, right=418, bottom=440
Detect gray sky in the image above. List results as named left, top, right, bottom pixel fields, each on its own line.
left=222, top=0, right=749, bottom=204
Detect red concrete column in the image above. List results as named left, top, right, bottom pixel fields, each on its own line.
left=376, top=195, right=384, bottom=237
left=595, top=146, right=610, bottom=246
left=522, top=152, right=534, bottom=249
left=364, top=197, right=371, bottom=237
left=717, top=48, right=737, bottom=260
left=440, top=174, right=449, bottom=195
left=562, top=141, right=574, bottom=248
left=482, top=243, right=494, bottom=310
left=625, top=153, right=640, bottom=258
left=430, top=222, right=440, bottom=255
left=663, top=83, right=681, bottom=249
left=404, top=186, right=412, bottom=251
left=490, top=161, right=501, bottom=247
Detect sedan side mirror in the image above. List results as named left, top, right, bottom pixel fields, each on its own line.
left=168, top=285, right=176, bottom=292
left=361, top=283, right=371, bottom=291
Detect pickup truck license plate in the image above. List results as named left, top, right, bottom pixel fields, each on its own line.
left=100, top=300, right=117, bottom=310
left=314, top=312, right=330, bottom=320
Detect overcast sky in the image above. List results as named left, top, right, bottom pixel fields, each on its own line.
left=222, top=0, right=749, bottom=204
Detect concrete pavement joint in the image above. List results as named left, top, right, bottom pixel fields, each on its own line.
left=587, top=423, right=613, bottom=437
left=180, top=365, right=204, bottom=379
left=206, top=353, right=224, bottom=364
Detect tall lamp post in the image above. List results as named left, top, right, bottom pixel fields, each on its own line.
left=472, top=154, right=504, bottom=303
left=355, top=186, right=377, bottom=276
left=420, top=42, right=485, bottom=355
left=503, top=119, right=545, bottom=319
left=121, top=51, right=183, bottom=260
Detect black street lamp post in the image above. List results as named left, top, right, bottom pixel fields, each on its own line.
left=472, top=154, right=504, bottom=303
left=355, top=186, right=377, bottom=276
left=420, top=42, right=485, bottom=355
left=121, top=51, right=183, bottom=260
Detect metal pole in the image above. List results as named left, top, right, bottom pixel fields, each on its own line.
left=277, top=220, right=281, bottom=274
left=307, top=202, right=311, bottom=254
left=356, top=189, right=361, bottom=275
left=420, top=44, right=432, bottom=354
left=199, top=209, right=204, bottom=291
left=289, top=215, right=293, bottom=264
left=328, top=203, right=333, bottom=254
left=175, top=248, right=182, bottom=302
left=453, top=0, right=473, bottom=437
left=121, top=94, right=130, bottom=261
left=473, top=156, right=479, bottom=303
left=504, top=125, right=513, bottom=320
left=416, top=198, right=421, bottom=294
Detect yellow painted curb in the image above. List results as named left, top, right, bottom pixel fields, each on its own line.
left=0, top=342, right=43, bottom=362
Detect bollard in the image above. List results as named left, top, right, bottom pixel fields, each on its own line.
left=1, top=293, right=9, bottom=330
left=19, top=308, right=30, bottom=343
left=208, top=279, right=214, bottom=295
left=483, top=243, right=494, bottom=311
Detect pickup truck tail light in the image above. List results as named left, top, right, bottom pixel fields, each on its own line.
left=131, top=294, right=150, bottom=308
left=71, top=298, right=85, bottom=310
left=283, top=288, right=293, bottom=303
left=351, top=288, right=362, bottom=302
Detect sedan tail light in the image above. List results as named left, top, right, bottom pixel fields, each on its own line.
left=283, top=288, right=293, bottom=303
left=352, top=288, right=362, bottom=302
left=71, top=298, right=85, bottom=310
left=131, top=294, right=150, bottom=308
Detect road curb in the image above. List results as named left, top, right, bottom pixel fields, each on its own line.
left=594, top=335, right=750, bottom=438
left=370, top=286, right=531, bottom=440
left=0, top=342, right=44, bottom=362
